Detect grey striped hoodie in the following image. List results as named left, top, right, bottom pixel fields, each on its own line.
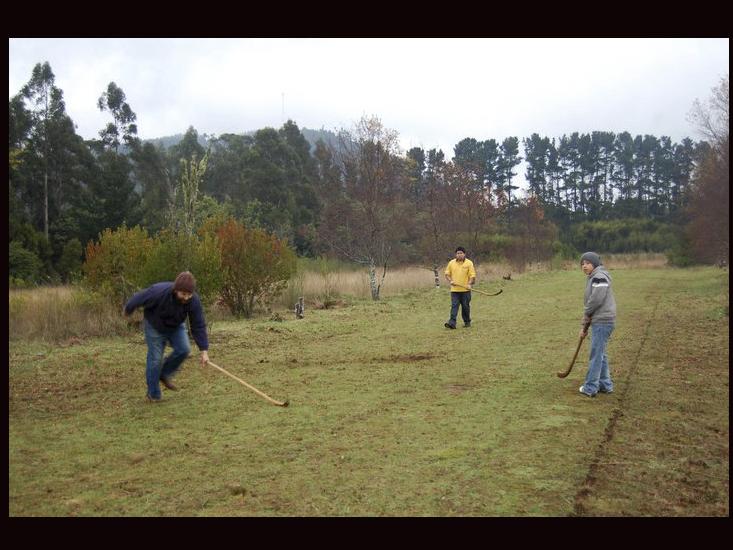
left=583, top=265, right=616, bottom=324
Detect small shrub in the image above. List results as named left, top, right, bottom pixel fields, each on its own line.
left=667, top=246, right=696, bottom=267
left=9, top=241, right=43, bottom=283
left=141, top=228, right=223, bottom=306
left=82, top=225, right=156, bottom=305
left=9, top=276, right=34, bottom=289
left=216, top=219, right=297, bottom=317
left=666, top=230, right=697, bottom=267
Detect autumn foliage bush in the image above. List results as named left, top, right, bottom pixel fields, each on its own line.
left=215, top=218, right=297, bottom=317
left=82, top=218, right=297, bottom=317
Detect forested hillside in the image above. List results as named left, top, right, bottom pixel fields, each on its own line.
left=9, top=62, right=729, bottom=288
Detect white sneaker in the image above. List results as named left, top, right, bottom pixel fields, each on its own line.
left=579, top=385, right=596, bottom=397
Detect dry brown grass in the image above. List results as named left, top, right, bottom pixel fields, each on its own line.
left=601, top=252, right=669, bottom=269
left=524, top=253, right=669, bottom=272
left=8, top=286, right=133, bottom=342
left=277, top=254, right=669, bottom=308
left=10, top=254, right=672, bottom=339
left=278, top=260, right=516, bottom=307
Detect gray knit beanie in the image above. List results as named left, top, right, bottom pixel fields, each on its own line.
left=580, top=252, right=601, bottom=268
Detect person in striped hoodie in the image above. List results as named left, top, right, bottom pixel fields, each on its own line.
left=578, top=252, right=616, bottom=397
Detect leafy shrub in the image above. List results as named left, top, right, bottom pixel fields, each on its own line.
left=9, top=241, right=43, bottom=284
left=141, top=228, right=223, bottom=306
left=666, top=232, right=697, bottom=267
left=9, top=276, right=34, bottom=289
left=216, top=219, right=297, bottom=317
left=10, top=222, right=53, bottom=270
left=82, top=224, right=156, bottom=305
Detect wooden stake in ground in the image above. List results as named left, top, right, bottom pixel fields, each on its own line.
left=206, top=360, right=289, bottom=407
left=295, top=297, right=304, bottom=319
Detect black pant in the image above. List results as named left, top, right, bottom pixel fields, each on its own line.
left=448, top=291, right=471, bottom=326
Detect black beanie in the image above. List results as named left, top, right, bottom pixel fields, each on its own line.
left=173, top=271, right=196, bottom=293
left=580, top=252, right=601, bottom=268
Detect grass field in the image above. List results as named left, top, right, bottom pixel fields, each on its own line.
left=8, top=265, right=729, bottom=516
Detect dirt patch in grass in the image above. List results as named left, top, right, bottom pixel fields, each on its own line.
left=310, top=298, right=349, bottom=310
left=446, top=384, right=474, bottom=395
left=376, top=353, right=439, bottom=363
left=59, top=337, right=85, bottom=347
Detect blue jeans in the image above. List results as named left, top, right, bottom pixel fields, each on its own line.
left=448, top=291, right=471, bottom=326
left=583, top=322, right=614, bottom=395
left=143, top=320, right=191, bottom=399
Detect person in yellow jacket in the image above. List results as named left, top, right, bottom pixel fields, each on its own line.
left=444, top=247, right=476, bottom=329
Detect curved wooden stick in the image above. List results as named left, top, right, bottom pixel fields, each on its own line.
left=557, top=323, right=590, bottom=378
left=206, top=360, right=289, bottom=407
left=451, top=282, right=503, bottom=296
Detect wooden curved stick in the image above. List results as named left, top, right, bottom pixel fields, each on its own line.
left=206, top=360, right=289, bottom=407
left=450, top=282, right=503, bottom=296
left=557, top=323, right=590, bottom=378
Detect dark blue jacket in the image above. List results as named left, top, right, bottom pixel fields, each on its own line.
left=124, top=282, right=209, bottom=351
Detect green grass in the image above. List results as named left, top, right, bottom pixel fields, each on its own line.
left=9, top=267, right=729, bottom=516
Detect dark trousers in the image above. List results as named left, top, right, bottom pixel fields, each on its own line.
left=448, top=291, right=471, bottom=326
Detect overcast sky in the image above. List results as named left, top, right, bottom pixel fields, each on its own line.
left=9, top=38, right=729, bottom=175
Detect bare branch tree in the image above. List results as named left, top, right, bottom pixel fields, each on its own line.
left=686, top=74, right=729, bottom=264
left=443, top=161, right=497, bottom=258
left=687, top=74, right=729, bottom=154
left=317, top=116, right=406, bottom=300
left=413, top=150, right=454, bottom=286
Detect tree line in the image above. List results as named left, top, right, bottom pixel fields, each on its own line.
left=407, top=130, right=705, bottom=228
left=9, top=62, right=728, bottom=296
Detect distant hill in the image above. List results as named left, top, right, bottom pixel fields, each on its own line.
left=299, top=127, right=342, bottom=152
left=143, top=133, right=214, bottom=150
left=143, top=127, right=341, bottom=154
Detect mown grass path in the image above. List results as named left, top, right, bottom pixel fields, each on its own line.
left=9, top=267, right=728, bottom=516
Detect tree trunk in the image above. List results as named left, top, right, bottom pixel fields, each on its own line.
left=43, top=171, right=49, bottom=240
left=432, top=265, right=440, bottom=288
left=368, top=261, right=380, bottom=301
